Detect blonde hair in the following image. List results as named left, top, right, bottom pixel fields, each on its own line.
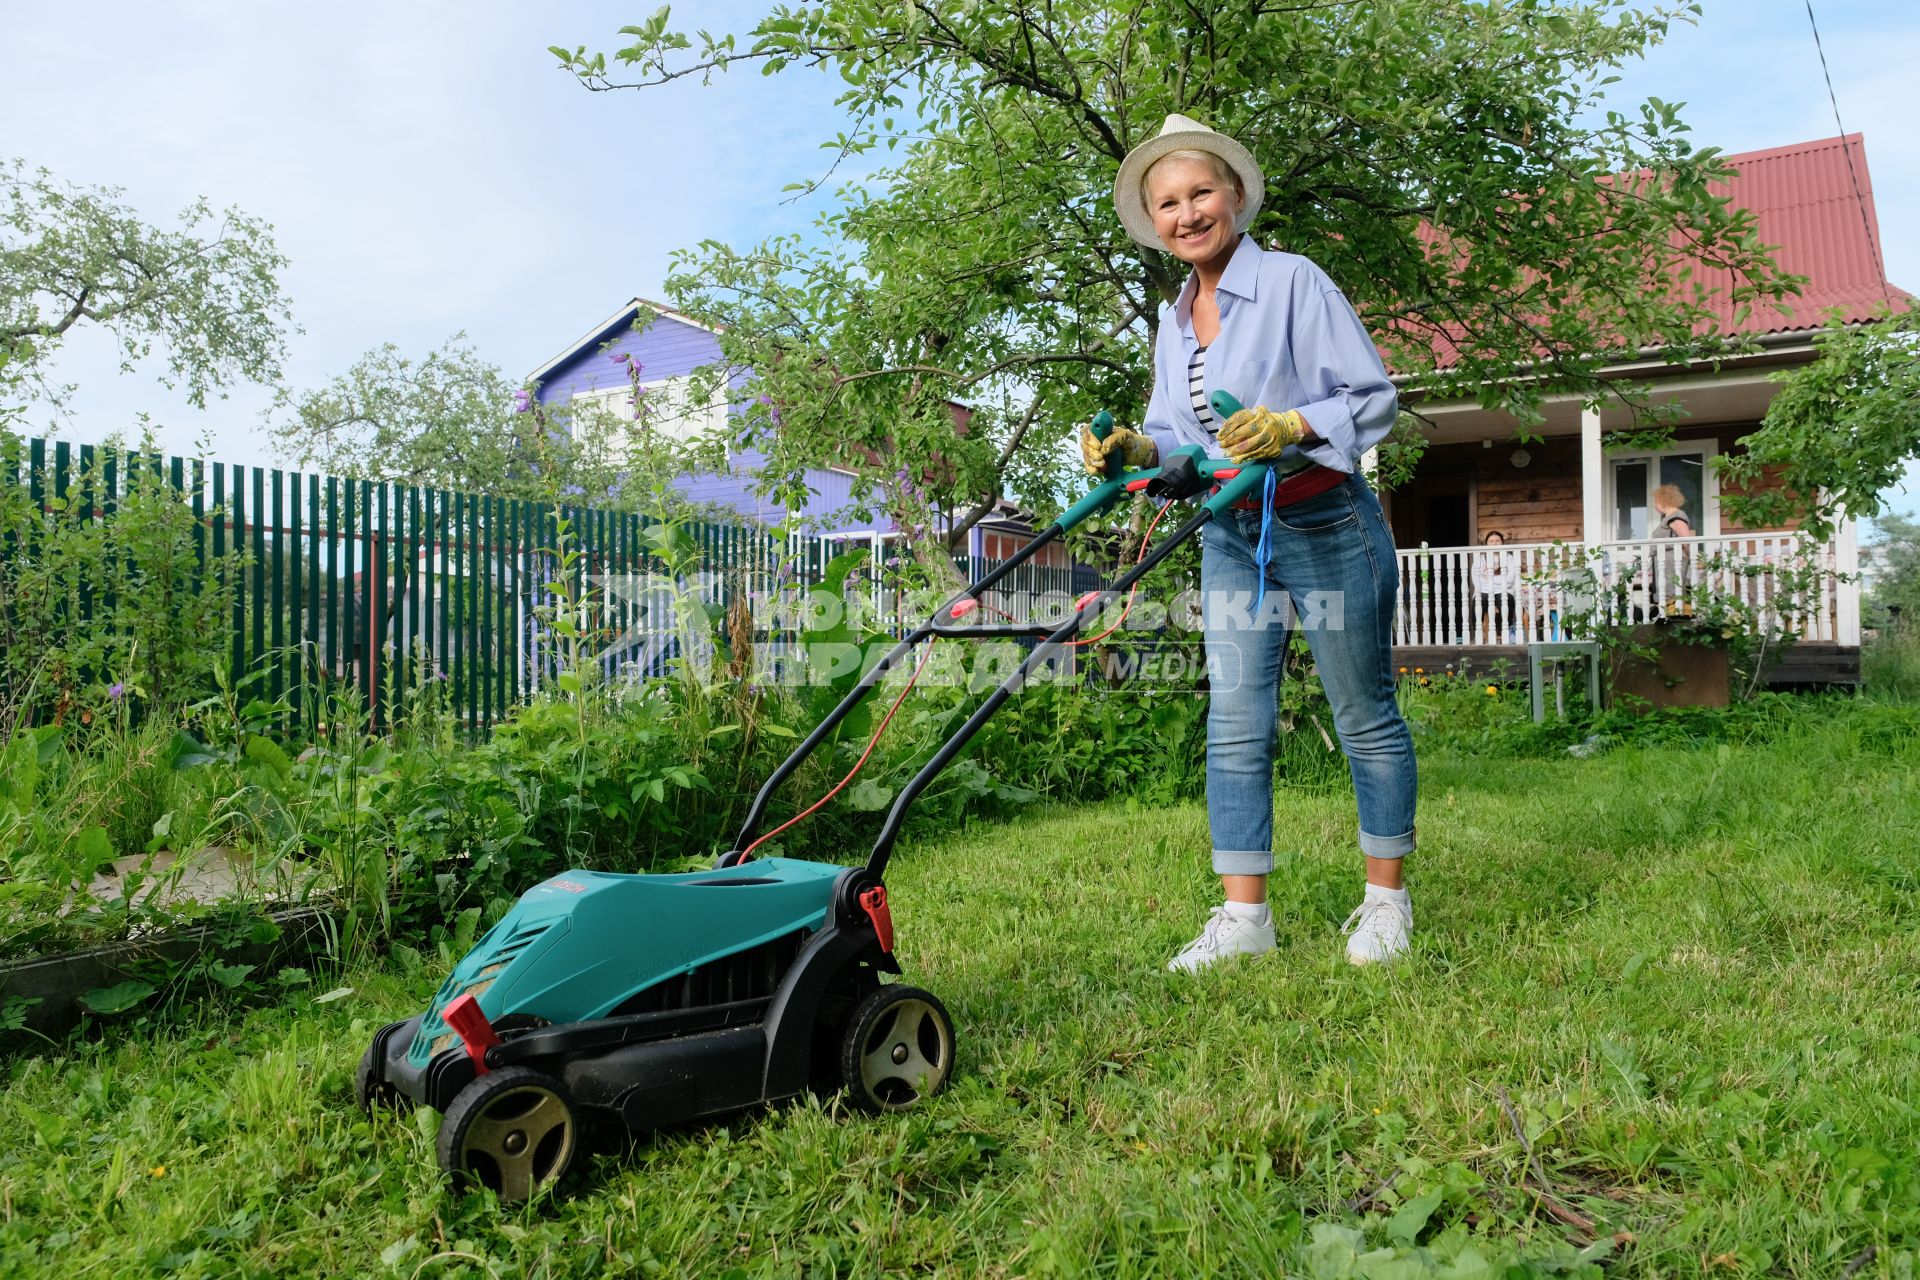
left=1142, top=148, right=1244, bottom=203
left=1652, top=484, right=1685, bottom=511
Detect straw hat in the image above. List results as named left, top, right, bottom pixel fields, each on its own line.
left=1113, top=113, right=1265, bottom=249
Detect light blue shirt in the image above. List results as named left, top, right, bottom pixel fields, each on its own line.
left=1140, top=234, right=1397, bottom=475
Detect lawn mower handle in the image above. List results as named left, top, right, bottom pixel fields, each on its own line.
left=729, top=399, right=1275, bottom=861
left=1088, top=409, right=1122, bottom=481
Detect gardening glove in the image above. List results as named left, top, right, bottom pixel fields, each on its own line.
left=1078, top=422, right=1158, bottom=477
left=1217, top=405, right=1310, bottom=464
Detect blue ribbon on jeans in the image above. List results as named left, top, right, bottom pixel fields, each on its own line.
left=1252, top=466, right=1278, bottom=618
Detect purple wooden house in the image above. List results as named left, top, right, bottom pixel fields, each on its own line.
left=529, top=298, right=876, bottom=535
left=528, top=298, right=1066, bottom=565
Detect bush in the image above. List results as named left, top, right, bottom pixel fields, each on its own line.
left=1864, top=621, right=1920, bottom=701
left=335, top=659, right=1212, bottom=943
left=1, top=430, right=241, bottom=728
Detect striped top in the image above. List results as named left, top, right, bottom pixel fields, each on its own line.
left=1188, top=345, right=1214, bottom=434
left=1188, top=341, right=1313, bottom=478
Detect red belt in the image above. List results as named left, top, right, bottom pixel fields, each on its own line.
left=1220, top=464, right=1346, bottom=511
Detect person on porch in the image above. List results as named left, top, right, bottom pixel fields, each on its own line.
left=1471, top=529, right=1520, bottom=643
left=1648, top=483, right=1696, bottom=616
left=1078, top=114, right=1417, bottom=971
left=1651, top=485, right=1695, bottom=539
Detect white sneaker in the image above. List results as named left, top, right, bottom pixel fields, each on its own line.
left=1167, top=906, right=1276, bottom=973
left=1342, top=894, right=1413, bottom=965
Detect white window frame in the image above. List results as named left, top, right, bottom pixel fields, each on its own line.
left=569, top=384, right=641, bottom=430
left=634, top=374, right=727, bottom=448
left=1604, top=439, right=1719, bottom=539
left=570, top=374, right=730, bottom=461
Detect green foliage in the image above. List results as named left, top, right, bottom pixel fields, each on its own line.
left=1396, top=662, right=1538, bottom=754
left=0, top=608, right=1215, bottom=962
left=77, top=979, right=154, bottom=1017
left=1863, top=618, right=1920, bottom=702
left=0, top=158, right=293, bottom=412
left=0, top=344, right=25, bottom=437
left=0, top=430, right=243, bottom=725
left=1544, top=541, right=1842, bottom=703
left=561, top=0, right=1795, bottom=537
left=1717, top=313, right=1920, bottom=542
left=1864, top=512, right=1920, bottom=623
left=266, top=333, right=683, bottom=507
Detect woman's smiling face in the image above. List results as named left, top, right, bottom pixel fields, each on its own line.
left=1144, top=154, right=1243, bottom=268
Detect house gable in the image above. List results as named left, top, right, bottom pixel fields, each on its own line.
left=529, top=298, right=901, bottom=536
left=531, top=298, right=724, bottom=405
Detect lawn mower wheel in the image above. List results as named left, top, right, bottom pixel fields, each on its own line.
left=436, top=1066, right=579, bottom=1201
left=840, top=984, right=954, bottom=1112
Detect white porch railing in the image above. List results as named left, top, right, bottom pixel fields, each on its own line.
left=1392, top=533, right=1851, bottom=648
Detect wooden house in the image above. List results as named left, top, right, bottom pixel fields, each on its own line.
left=1381, top=134, right=1909, bottom=685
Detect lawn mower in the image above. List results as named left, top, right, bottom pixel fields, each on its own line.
left=355, top=395, right=1293, bottom=1200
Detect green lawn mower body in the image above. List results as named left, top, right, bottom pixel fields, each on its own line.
left=360, top=856, right=906, bottom=1190
left=358, top=397, right=1287, bottom=1199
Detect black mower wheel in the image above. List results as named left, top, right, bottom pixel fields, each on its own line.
left=840, top=984, right=954, bottom=1112
left=436, top=1067, right=579, bottom=1201
left=355, top=1022, right=412, bottom=1114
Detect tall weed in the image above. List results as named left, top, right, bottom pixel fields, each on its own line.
left=1864, top=622, right=1920, bottom=701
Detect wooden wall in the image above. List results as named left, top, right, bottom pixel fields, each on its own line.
left=1387, top=437, right=1584, bottom=546
left=1386, top=422, right=1801, bottom=547
left=1705, top=425, right=1801, bottom=533
left=1469, top=436, right=1585, bottom=544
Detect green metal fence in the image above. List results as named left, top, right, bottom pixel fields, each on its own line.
left=3, top=437, right=819, bottom=731
left=4, top=437, right=1100, bottom=732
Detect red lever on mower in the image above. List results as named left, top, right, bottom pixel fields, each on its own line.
left=442, top=994, right=502, bottom=1075
left=857, top=885, right=895, bottom=953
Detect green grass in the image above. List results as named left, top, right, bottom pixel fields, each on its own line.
left=3, top=701, right=1918, bottom=1278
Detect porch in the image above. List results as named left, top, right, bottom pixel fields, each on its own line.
left=1380, top=357, right=1862, bottom=685
left=1388, top=534, right=1862, bottom=686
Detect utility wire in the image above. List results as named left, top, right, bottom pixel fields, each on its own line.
left=1802, top=0, right=1892, bottom=305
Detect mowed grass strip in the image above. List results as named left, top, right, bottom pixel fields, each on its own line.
left=2, top=703, right=1916, bottom=1278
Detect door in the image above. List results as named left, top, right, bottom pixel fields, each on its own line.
left=1388, top=470, right=1472, bottom=549
left=1610, top=451, right=1706, bottom=541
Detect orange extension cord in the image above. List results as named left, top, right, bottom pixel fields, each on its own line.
left=738, top=635, right=942, bottom=861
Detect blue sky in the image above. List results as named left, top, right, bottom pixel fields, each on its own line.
left=5, top=0, right=1916, bottom=515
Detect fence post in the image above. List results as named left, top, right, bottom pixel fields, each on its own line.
left=414, top=484, right=429, bottom=696
left=355, top=478, right=372, bottom=720
left=249, top=465, right=265, bottom=703
left=373, top=482, right=389, bottom=730
left=327, top=475, right=342, bottom=728
left=269, top=468, right=284, bottom=718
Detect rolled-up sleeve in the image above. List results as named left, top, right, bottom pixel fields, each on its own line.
left=1289, top=270, right=1397, bottom=472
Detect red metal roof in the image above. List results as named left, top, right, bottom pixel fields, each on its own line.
left=1389, top=133, right=1909, bottom=374
left=1699, top=133, right=1908, bottom=336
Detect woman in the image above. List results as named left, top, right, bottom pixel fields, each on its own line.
left=1647, top=483, right=1695, bottom=616
left=1471, top=530, right=1519, bottom=643
left=1650, top=485, right=1694, bottom=539
left=1080, top=115, right=1417, bottom=970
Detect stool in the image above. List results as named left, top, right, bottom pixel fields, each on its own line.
left=1527, top=641, right=1601, bottom=722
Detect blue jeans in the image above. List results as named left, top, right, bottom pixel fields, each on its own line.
left=1201, top=472, right=1417, bottom=874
